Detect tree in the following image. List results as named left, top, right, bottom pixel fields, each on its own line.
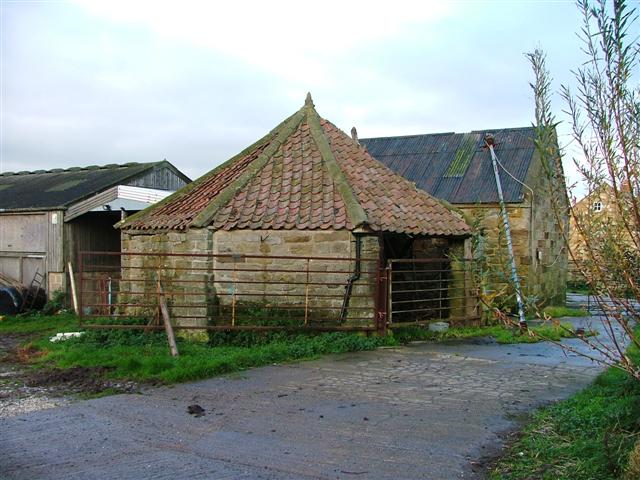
left=528, top=0, right=639, bottom=380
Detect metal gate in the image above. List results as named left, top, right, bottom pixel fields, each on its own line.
left=387, top=258, right=480, bottom=325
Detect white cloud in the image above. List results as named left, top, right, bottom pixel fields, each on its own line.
left=73, top=0, right=455, bottom=82
left=2, top=0, right=595, bottom=191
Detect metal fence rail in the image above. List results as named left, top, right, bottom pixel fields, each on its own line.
left=77, top=251, right=385, bottom=333
left=76, top=251, right=482, bottom=332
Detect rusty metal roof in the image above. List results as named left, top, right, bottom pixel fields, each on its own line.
left=360, top=127, right=537, bottom=204
left=122, top=95, right=470, bottom=237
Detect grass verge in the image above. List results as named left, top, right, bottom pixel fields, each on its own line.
left=491, top=341, right=640, bottom=480
left=0, top=312, right=78, bottom=335
left=1, top=312, right=589, bottom=386
left=540, top=306, right=590, bottom=318
left=31, top=328, right=395, bottom=384
left=391, top=323, right=582, bottom=345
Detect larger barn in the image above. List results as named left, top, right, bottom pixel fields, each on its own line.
left=361, top=128, right=569, bottom=305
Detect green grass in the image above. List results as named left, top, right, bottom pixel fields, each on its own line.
left=1, top=313, right=588, bottom=386
left=492, top=342, right=640, bottom=480
left=0, top=312, right=79, bottom=335
left=30, top=328, right=394, bottom=384
left=541, top=306, right=590, bottom=318
left=391, top=323, right=581, bottom=345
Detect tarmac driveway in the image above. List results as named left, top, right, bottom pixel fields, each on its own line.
left=1, top=321, right=605, bottom=480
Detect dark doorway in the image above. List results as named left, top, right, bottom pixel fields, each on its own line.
left=384, top=235, right=453, bottom=324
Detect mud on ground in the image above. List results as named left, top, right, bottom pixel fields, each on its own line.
left=0, top=334, right=138, bottom=418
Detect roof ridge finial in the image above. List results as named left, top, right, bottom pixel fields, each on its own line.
left=351, top=127, right=359, bottom=144
left=305, top=92, right=314, bottom=108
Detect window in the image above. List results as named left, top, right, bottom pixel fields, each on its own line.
left=592, top=201, right=603, bottom=212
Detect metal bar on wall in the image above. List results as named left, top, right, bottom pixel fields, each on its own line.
left=77, top=250, right=381, bottom=332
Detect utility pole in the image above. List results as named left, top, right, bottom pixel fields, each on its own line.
left=485, top=134, right=527, bottom=328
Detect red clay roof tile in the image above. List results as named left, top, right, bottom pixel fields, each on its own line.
left=121, top=97, right=470, bottom=237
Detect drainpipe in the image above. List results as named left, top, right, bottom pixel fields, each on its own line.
left=485, top=134, right=527, bottom=328
left=340, top=234, right=362, bottom=321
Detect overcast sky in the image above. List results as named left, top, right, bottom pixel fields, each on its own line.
left=0, top=0, right=626, bottom=187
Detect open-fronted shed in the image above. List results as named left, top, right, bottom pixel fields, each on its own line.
left=0, top=161, right=190, bottom=297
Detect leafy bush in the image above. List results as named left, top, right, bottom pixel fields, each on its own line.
left=42, top=289, right=67, bottom=315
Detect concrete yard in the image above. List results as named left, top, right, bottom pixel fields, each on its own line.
left=1, top=320, right=606, bottom=480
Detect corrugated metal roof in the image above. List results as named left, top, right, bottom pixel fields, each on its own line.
left=360, top=127, right=536, bottom=204
left=122, top=95, right=471, bottom=237
left=0, top=161, right=190, bottom=211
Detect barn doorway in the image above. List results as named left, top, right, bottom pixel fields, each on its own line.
left=383, top=234, right=476, bottom=325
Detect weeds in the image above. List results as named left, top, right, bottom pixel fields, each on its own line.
left=541, top=306, right=589, bottom=318
left=391, top=323, right=583, bottom=345
left=2, top=312, right=591, bottom=388
left=31, top=330, right=395, bottom=384
left=0, top=312, right=78, bottom=335
left=492, top=339, right=640, bottom=479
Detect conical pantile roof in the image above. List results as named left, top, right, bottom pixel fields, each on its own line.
left=121, top=95, right=470, bottom=236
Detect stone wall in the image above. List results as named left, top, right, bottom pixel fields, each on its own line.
left=346, top=235, right=380, bottom=325
left=121, top=229, right=213, bottom=327
left=211, top=229, right=379, bottom=326
left=526, top=157, right=569, bottom=305
left=120, top=228, right=380, bottom=327
left=456, top=155, right=568, bottom=306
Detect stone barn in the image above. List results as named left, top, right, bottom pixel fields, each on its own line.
left=118, top=95, right=472, bottom=329
left=362, top=128, right=569, bottom=306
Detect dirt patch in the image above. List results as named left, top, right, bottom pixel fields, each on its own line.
left=0, top=334, right=139, bottom=418
left=466, top=428, right=524, bottom=479
left=24, top=366, right=138, bottom=395
left=0, top=333, right=25, bottom=356
left=13, top=344, right=47, bottom=363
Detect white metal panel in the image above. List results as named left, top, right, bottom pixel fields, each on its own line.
left=117, top=185, right=172, bottom=203
left=64, top=187, right=119, bottom=221
left=64, top=185, right=173, bottom=221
